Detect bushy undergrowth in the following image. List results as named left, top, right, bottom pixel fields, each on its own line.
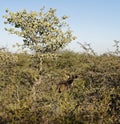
left=0, top=49, right=120, bottom=124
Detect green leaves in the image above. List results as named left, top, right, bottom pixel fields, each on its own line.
left=0, top=50, right=120, bottom=123
left=3, top=7, right=76, bottom=54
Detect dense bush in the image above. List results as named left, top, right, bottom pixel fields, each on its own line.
left=0, top=49, right=119, bottom=124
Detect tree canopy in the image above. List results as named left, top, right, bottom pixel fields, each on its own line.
left=3, top=7, right=76, bottom=53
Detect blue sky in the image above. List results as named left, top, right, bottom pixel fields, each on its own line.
left=0, top=0, right=120, bottom=53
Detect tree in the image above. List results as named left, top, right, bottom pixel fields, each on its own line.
left=3, top=7, right=76, bottom=54
left=3, top=8, right=76, bottom=116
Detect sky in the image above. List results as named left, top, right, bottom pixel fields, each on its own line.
left=0, top=0, right=120, bottom=54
